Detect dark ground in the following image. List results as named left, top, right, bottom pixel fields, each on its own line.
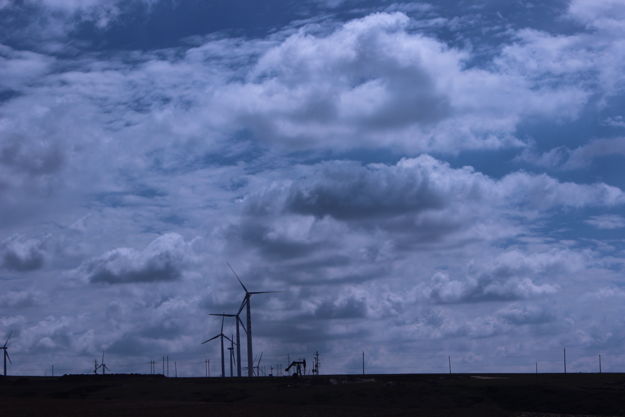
left=2, top=373, right=625, bottom=416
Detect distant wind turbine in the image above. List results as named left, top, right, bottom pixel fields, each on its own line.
left=2, top=333, right=12, bottom=377
left=99, top=352, right=109, bottom=375
left=209, top=312, right=245, bottom=377
left=254, top=352, right=263, bottom=377
left=227, top=263, right=279, bottom=377
left=202, top=315, right=232, bottom=378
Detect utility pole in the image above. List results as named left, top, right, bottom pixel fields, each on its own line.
left=175, top=361, right=178, bottom=378
left=313, top=351, right=320, bottom=376
left=162, top=356, right=165, bottom=375
left=535, top=361, right=538, bottom=375
left=448, top=356, right=452, bottom=374
left=166, top=356, right=169, bottom=377
left=362, top=352, right=365, bottom=375
left=599, top=354, right=602, bottom=374
left=563, top=348, right=567, bottom=375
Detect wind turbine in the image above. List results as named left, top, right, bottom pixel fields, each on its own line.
left=201, top=315, right=232, bottom=378
left=2, top=333, right=12, bottom=377
left=209, top=312, right=245, bottom=377
left=227, top=263, right=278, bottom=377
left=99, top=352, right=109, bottom=375
left=254, top=352, right=263, bottom=377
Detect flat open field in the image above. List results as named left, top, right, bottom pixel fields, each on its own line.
left=2, top=373, right=625, bottom=416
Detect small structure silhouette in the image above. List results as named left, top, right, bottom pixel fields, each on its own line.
left=312, top=351, right=320, bottom=376
left=286, top=359, right=306, bottom=376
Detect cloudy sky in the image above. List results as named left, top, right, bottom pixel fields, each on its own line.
left=1, top=0, right=625, bottom=376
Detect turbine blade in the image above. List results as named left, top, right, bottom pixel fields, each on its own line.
left=220, top=316, right=224, bottom=333
left=5, top=351, right=11, bottom=364
left=209, top=313, right=236, bottom=317
left=201, top=334, right=220, bottom=344
left=102, top=352, right=105, bottom=364
left=257, top=352, right=263, bottom=366
left=249, top=291, right=280, bottom=295
left=227, top=262, right=248, bottom=293
left=237, top=298, right=247, bottom=315
left=238, top=317, right=247, bottom=334
left=3, top=331, right=12, bottom=348
left=223, top=334, right=233, bottom=343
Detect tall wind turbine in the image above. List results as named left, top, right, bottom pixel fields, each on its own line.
left=1, top=333, right=12, bottom=377
left=227, top=263, right=278, bottom=377
left=209, top=313, right=245, bottom=377
left=202, top=315, right=232, bottom=378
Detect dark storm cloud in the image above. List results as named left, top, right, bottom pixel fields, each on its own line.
left=106, top=334, right=158, bottom=356
left=312, top=296, right=368, bottom=319
left=283, top=161, right=445, bottom=220
left=83, top=233, right=192, bottom=284
left=496, top=304, right=554, bottom=326
left=231, top=221, right=326, bottom=260
left=243, top=155, right=625, bottom=236
left=1, top=237, right=46, bottom=271
left=425, top=249, right=580, bottom=304
left=0, top=136, right=64, bottom=177
left=0, top=290, right=40, bottom=308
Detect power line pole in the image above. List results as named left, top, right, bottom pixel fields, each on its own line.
left=162, top=356, right=165, bottom=375
left=563, top=348, right=567, bottom=374
left=312, top=351, right=320, bottom=376
left=167, top=356, right=169, bottom=377
left=448, top=356, right=452, bottom=374
left=362, top=352, right=365, bottom=375
left=175, top=361, right=177, bottom=378
left=599, top=354, right=602, bottom=374
left=535, top=361, right=538, bottom=375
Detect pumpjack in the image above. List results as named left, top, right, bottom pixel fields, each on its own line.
left=285, top=359, right=306, bottom=376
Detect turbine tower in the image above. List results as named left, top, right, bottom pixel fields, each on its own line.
left=1, top=333, right=12, bottom=377
left=227, top=263, right=278, bottom=377
left=227, top=336, right=235, bottom=377
left=202, top=315, right=232, bottom=378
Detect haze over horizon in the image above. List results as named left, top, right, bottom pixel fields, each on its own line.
left=1, top=0, right=625, bottom=376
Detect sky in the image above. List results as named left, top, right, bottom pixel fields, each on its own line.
left=1, top=0, right=625, bottom=376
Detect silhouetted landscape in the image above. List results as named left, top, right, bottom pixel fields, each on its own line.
left=3, top=373, right=625, bottom=416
